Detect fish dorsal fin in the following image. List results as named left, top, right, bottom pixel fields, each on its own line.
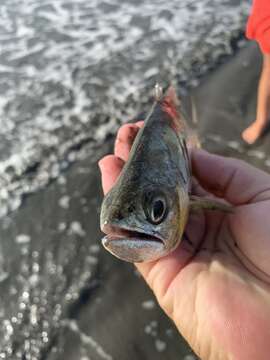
left=129, top=84, right=185, bottom=158
left=154, top=83, right=163, bottom=101
left=159, top=85, right=184, bottom=133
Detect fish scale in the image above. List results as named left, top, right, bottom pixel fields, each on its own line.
left=100, top=85, right=231, bottom=263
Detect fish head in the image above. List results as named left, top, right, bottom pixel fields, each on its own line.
left=100, top=85, right=190, bottom=263
left=100, top=176, right=189, bottom=263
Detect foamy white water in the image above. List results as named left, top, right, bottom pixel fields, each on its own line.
left=0, top=0, right=251, bottom=217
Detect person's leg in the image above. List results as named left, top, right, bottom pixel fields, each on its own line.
left=242, top=53, right=270, bottom=144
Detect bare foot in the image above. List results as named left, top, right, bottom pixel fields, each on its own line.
left=242, top=122, right=265, bottom=144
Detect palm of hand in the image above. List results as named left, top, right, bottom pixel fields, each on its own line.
left=99, top=122, right=270, bottom=360
left=152, top=202, right=270, bottom=360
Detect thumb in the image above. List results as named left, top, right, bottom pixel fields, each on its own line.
left=98, top=155, right=124, bottom=195
left=191, top=149, right=270, bottom=205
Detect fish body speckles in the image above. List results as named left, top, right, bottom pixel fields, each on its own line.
left=100, top=85, right=231, bottom=263
left=100, top=85, right=190, bottom=263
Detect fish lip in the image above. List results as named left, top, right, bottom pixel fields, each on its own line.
left=101, top=223, right=167, bottom=263
left=101, top=223, right=165, bottom=245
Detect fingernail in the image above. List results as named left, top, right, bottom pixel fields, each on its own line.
left=98, top=159, right=105, bottom=171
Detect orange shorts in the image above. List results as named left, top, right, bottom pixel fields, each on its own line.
left=246, top=0, right=270, bottom=54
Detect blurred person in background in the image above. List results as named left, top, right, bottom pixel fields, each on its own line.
left=242, top=0, right=270, bottom=144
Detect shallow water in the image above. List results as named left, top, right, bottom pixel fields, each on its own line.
left=0, top=0, right=250, bottom=217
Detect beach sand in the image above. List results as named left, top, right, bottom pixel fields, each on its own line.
left=1, top=42, right=266, bottom=359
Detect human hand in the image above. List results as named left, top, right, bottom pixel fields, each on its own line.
left=99, top=121, right=270, bottom=360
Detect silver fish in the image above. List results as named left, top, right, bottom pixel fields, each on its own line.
left=100, top=85, right=230, bottom=263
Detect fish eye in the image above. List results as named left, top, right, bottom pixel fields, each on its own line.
left=144, top=193, right=168, bottom=225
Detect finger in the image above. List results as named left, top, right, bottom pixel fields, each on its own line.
left=135, top=120, right=144, bottom=128
left=192, top=149, right=270, bottom=205
left=135, top=242, right=195, bottom=317
left=184, top=211, right=205, bottom=250
left=191, top=176, right=210, bottom=197
left=134, top=212, right=205, bottom=313
left=114, top=123, right=141, bottom=161
left=98, top=155, right=125, bottom=195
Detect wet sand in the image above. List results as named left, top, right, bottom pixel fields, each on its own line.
left=0, top=42, right=266, bottom=359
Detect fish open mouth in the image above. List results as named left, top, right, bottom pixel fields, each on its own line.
left=101, top=224, right=165, bottom=263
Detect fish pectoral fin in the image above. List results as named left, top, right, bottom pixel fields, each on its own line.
left=190, top=195, right=233, bottom=213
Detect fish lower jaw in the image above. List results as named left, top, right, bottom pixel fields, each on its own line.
left=102, top=236, right=166, bottom=263
left=101, top=224, right=167, bottom=262
left=101, top=223, right=165, bottom=244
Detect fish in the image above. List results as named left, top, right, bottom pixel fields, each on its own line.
left=100, top=85, right=231, bottom=263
